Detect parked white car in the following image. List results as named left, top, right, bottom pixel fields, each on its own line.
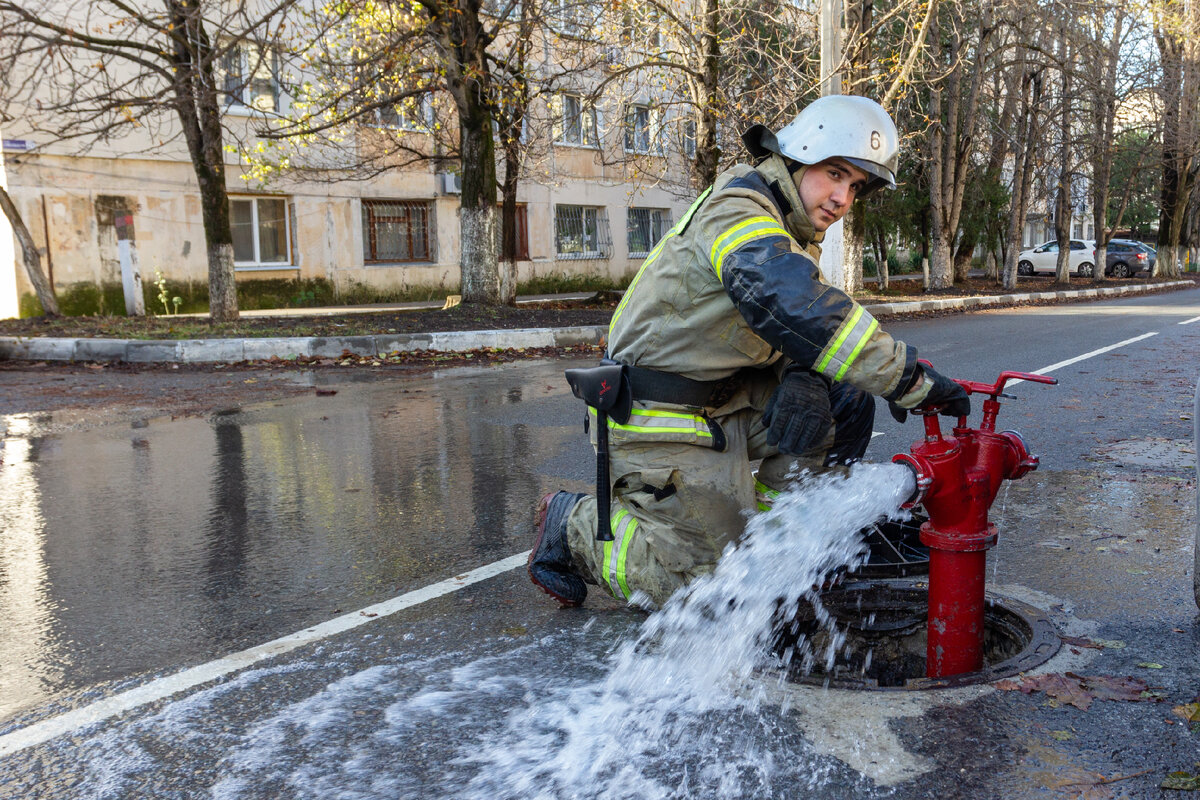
left=1017, top=239, right=1097, bottom=277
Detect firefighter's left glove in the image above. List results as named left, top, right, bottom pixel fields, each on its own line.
left=762, top=367, right=833, bottom=455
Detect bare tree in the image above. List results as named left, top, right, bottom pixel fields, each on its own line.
left=0, top=184, right=58, bottom=315
left=0, top=0, right=302, bottom=321
left=1153, top=0, right=1200, bottom=277
left=926, top=0, right=996, bottom=289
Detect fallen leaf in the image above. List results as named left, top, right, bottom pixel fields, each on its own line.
left=1172, top=703, right=1200, bottom=723
left=1162, top=770, right=1200, bottom=791
left=1061, top=635, right=1103, bottom=649
left=1049, top=729, right=1073, bottom=741
left=1091, top=638, right=1126, bottom=649
left=1076, top=674, right=1150, bottom=703
left=1138, top=662, right=1165, bottom=669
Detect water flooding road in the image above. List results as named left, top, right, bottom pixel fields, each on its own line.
left=1, top=290, right=1198, bottom=798
left=0, top=361, right=595, bottom=725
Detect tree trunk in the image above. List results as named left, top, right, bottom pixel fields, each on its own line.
left=875, top=229, right=889, bottom=290
left=0, top=186, right=59, bottom=316
left=694, top=0, right=721, bottom=187
left=844, top=202, right=864, bottom=293
left=1002, top=69, right=1041, bottom=291
left=459, top=110, right=500, bottom=304
left=169, top=0, right=238, bottom=322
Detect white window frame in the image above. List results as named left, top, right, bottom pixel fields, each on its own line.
left=219, top=43, right=281, bottom=115
left=230, top=196, right=293, bottom=269
left=625, top=104, right=657, bottom=154
left=683, top=118, right=697, bottom=158
left=556, top=93, right=598, bottom=148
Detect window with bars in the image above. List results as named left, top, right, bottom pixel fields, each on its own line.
left=362, top=200, right=435, bottom=263
left=230, top=196, right=291, bottom=267
left=555, top=204, right=612, bottom=259
left=496, top=204, right=530, bottom=261
left=683, top=118, right=697, bottom=158
left=627, top=208, right=671, bottom=257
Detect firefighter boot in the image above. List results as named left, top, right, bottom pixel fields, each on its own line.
left=529, top=491, right=588, bottom=607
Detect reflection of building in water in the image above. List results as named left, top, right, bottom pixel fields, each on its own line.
left=0, top=367, right=580, bottom=719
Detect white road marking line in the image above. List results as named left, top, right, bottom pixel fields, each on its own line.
left=0, top=551, right=531, bottom=759
left=1180, top=316, right=1200, bottom=326
left=1004, top=332, right=1159, bottom=388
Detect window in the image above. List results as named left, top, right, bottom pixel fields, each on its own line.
left=625, top=104, right=659, bottom=154
left=627, top=208, right=670, bottom=257
left=362, top=200, right=435, bottom=263
left=230, top=197, right=291, bottom=267
left=683, top=119, right=697, bottom=158
left=496, top=204, right=530, bottom=261
left=555, top=204, right=611, bottom=258
left=556, top=94, right=597, bottom=147
left=555, top=0, right=600, bottom=36
left=219, top=43, right=280, bottom=113
left=377, top=94, right=434, bottom=131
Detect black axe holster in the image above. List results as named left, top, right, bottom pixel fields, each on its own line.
left=564, top=362, right=632, bottom=542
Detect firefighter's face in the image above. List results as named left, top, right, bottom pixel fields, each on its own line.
left=797, top=158, right=871, bottom=231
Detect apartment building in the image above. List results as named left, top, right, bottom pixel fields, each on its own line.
left=1, top=21, right=697, bottom=311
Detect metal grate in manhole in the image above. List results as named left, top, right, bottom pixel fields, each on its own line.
left=1097, top=438, right=1196, bottom=470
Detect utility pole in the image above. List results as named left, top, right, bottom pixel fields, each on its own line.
left=819, top=0, right=846, bottom=290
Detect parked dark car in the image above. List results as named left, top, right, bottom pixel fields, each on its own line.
left=1104, top=239, right=1154, bottom=278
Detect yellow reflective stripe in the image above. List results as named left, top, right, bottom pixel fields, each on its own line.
left=709, top=217, right=789, bottom=280
left=833, top=317, right=878, bottom=381
left=614, top=515, right=636, bottom=598
left=815, top=304, right=879, bottom=380
left=587, top=407, right=713, bottom=438
left=602, top=510, right=636, bottom=599
left=610, top=187, right=711, bottom=334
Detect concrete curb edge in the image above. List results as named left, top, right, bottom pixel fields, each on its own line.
left=0, top=280, right=1191, bottom=364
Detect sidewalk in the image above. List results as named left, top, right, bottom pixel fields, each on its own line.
left=0, top=280, right=1190, bottom=364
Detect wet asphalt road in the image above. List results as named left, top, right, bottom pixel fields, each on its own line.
left=0, top=286, right=1198, bottom=799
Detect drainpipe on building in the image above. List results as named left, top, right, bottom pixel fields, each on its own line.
left=1194, top=373, right=1198, bottom=610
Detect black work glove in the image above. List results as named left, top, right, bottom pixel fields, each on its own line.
left=888, top=365, right=971, bottom=423
left=762, top=368, right=833, bottom=455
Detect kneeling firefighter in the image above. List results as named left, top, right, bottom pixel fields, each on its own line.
left=529, top=95, right=970, bottom=608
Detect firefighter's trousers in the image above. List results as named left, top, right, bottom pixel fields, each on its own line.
left=565, top=375, right=873, bottom=607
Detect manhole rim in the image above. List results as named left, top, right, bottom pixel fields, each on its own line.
left=774, top=578, right=1062, bottom=692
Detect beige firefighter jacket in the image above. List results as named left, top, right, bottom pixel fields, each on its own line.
left=607, top=155, right=925, bottom=411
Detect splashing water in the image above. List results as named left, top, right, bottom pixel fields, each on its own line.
left=459, top=462, right=916, bottom=799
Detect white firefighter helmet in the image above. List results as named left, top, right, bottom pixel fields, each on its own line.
left=743, top=95, right=899, bottom=196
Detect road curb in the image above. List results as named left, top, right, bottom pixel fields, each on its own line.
left=0, top=281, right=1190, bottom=364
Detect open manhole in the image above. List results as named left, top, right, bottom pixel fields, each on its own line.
left=846, top=516, right=929, bottom=579
left=771, top=579, right=1060, bottom=690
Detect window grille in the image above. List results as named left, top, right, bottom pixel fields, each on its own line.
left=362, top=200, right=435, bottom=263
left=555, top=204, right=612, bottom=259
left=627, top=208, right=671, bottom=256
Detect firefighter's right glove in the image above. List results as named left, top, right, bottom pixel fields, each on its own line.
left=762, top=367, right=833, bottom=455
left=888, top=365, right=971, bottom=423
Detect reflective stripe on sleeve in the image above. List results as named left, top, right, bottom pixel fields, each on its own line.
left=709, top=216, right=790, bottom=281
left=602, top=510, right=638, bottom=599
left=814, top=304, right=880, bottom=381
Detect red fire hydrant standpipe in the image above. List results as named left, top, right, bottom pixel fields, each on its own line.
left=893, top=369, right=1058, bottom=678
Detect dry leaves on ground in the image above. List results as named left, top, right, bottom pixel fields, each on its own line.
left=995, top=673, right=1154, bottom=711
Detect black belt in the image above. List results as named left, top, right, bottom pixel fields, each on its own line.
left=606, top=359, right=734, bottom=407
